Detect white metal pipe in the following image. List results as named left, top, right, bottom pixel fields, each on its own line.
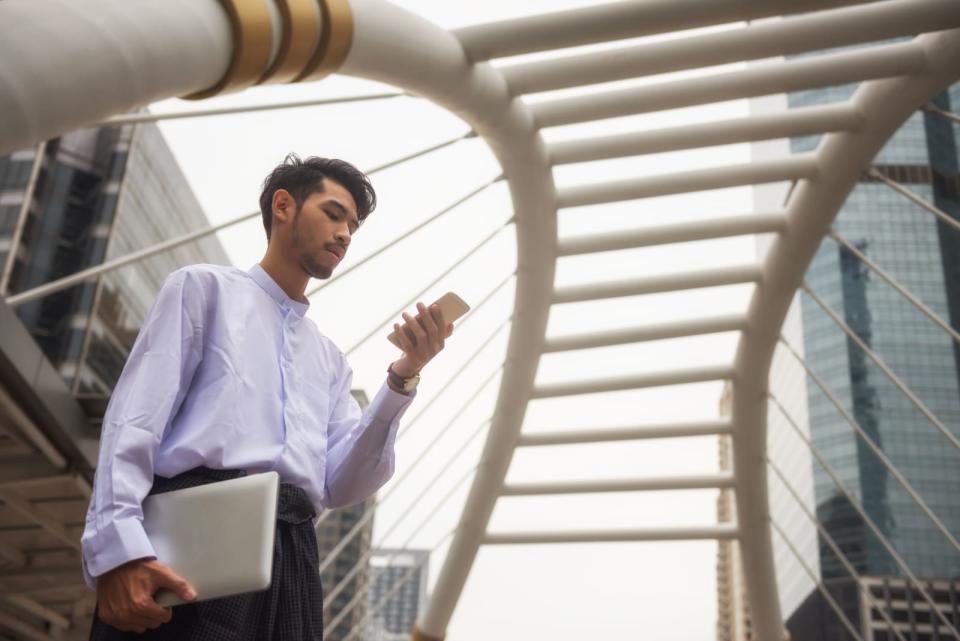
left=0, top=0, right=233, bottom=155
left=454, top=0, right=863, bottom=62
left=867, top=167, right=960, bottom=233
left=340, top=3, right=557, bottom=638
left=922, top=102, right=960, bottom=125
left=102, top=92, right=406, bottom=125
left=484, top=524, right=739, bottom=545
left=531, top=364, right=734, bottom=399
left=802, top=282, right=960, bottom=451
left=501, top=0, right=960, bottom=94
left=558, top=212, right=786, bottom=256
left=532, top=40, right=926, bottom=128
left=516, top=419, right=733, bottom=447
left=553, top=264, right=761, bottom=304
left=557, top=154, right=818, bottom=209
left=549, top=104, right=863, bottom=165
left=730, top=29, right=960, bottom=641
left=501, top=472, right=735, bottom=496
left=543, top=314, right=748, bottom=352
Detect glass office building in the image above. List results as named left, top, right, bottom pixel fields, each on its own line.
left=753, top=61, right=960, bottom=639
left=0, top=120, right=230, bottom=396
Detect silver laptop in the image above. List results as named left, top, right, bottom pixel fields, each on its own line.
left=142, top=471, right=279, bottom=606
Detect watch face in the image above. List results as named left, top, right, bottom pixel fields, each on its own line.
left=404, top=375, right=420, bottom=392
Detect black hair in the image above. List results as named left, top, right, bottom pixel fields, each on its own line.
left=258, top=154, right=377, bottom=239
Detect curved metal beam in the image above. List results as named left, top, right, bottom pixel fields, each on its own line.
left=338, top=2, right=556, bottom=638
left=730, top=29, right=960, bottom=641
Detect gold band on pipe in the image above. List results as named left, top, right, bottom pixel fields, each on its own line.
left=294, top=0, right=353, bottom=82
left=183, top=0, right=275, bottom=99
left=259, top=0, right=321, bottom=84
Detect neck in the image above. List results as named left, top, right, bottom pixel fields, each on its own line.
left=259, top=248, right=309, bottom=303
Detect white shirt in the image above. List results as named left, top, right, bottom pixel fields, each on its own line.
left=81, top=263, right=413, bottom=587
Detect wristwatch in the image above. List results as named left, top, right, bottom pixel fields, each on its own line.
left=387, top=364, right=420, bottom=393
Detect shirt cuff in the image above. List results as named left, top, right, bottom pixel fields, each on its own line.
left=369, top=381, right=416, bottom=424
left=81, top=517, right=157, bottom=589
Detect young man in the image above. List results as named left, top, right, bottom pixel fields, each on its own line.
left=82, top=155, right=451, bottom=639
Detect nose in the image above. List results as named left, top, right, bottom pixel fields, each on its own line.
left=335, top=226, right=351, bottom=246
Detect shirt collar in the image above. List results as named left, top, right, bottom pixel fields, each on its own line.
left=247, top=263, right=310, bottom=317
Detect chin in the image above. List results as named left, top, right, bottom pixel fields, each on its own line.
left=301, top=257, right=333, bottom=280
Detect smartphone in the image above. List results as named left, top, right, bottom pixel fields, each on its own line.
left=388, top=292, right=470, bottom=347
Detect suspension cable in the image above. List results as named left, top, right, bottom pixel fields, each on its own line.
left=103, top=92, right=407, bottom=125
left=826, top=231, right=960, bottom=346
left=312, top=285, right=513, bottom=533
left=364, top=130, right=476, bottom=175
left=768, top=459, right=909, bottom=641
left=866, top=167, right=960, bottom=234
left=325, top=460, right=479, bottom=638
left=770, top=519, right=865, bottom=641
left=779, top=336, right=960, bottom=556
left=318, top=361, right=503, bottom=575
left=768, top=394, right=960, bottom=638
left=344, top=223, right=514, bottom=357
left=6, top=211, right=259, bottom=307
left=322, top=411, right=492, bottom=608
left=801, top=282, right=960, bottom=451
left=921, top=102, right=960, bottom=125
left=342, top=525, right=457, bottom=641
left=5, top=134, right=483, bottom=307
left=306, top=175, right=503, bottom=298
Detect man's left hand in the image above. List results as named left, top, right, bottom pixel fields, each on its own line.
left=391, top=302, right=454, bottom=378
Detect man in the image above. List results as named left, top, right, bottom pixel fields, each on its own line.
left=81, top=155, right=452, bottom=639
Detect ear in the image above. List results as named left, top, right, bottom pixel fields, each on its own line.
left=272, top=189, right=294, bottom=224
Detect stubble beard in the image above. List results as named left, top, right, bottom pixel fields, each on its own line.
left=292, top=207, right=334, bottom=280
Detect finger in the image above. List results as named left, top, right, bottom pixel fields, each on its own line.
left=445, top=323, right=454, bottom=338
left=400, top=313, right=419, bottom=347
left=394, top=323, right=414, bottom=353
left=403, top=312, right=427, bottom=346
left=419, top=304, right=441, bottom=344
left=152, top=564, right=197, bottom=602
left=132, top=595, right=172, bottom=624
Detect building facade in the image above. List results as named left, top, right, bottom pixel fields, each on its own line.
left=0, top=120, right=230, bottom=396
left=751, top=59, right=960, bottom=640
left=318, top=390, right=377, bottom=641
left=364, top=548, right=430, bottom=641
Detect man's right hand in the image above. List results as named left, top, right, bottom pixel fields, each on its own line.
left=96, top=559, right=197, bottom=632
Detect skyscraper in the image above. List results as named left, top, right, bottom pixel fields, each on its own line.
left=364, top=549, right=430, bottom=641
left=752, top=66, right=960, bottom=640
left=0, top=120, right=230, bottom=396
left=318, top=390, right=377, bottom=641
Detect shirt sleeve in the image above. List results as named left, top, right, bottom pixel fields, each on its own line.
left=80, top=269, right=206, bottom=589
left=322, top=359, right=415, bottom=509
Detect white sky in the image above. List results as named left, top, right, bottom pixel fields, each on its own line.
left=151, top=2, right=764, bottom=639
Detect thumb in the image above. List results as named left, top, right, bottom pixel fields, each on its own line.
left=151, top=565, right=197, bottom=602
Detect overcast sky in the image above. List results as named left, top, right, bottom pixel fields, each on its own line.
left=151, top=3, right=760, bottom=639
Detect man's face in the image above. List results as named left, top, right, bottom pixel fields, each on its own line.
left=284, top=179, right=359, bottom=280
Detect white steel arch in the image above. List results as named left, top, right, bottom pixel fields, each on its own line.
left=1, top=1, right=960, bottom=640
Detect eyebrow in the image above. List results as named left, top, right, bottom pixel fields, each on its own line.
left=325, top=199, right=360, bottom=230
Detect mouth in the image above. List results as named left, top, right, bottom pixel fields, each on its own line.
left=325, top=246, right=345, bottom=261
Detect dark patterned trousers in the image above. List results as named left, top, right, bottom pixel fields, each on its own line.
left=89, top=467, right=324, bottom=640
